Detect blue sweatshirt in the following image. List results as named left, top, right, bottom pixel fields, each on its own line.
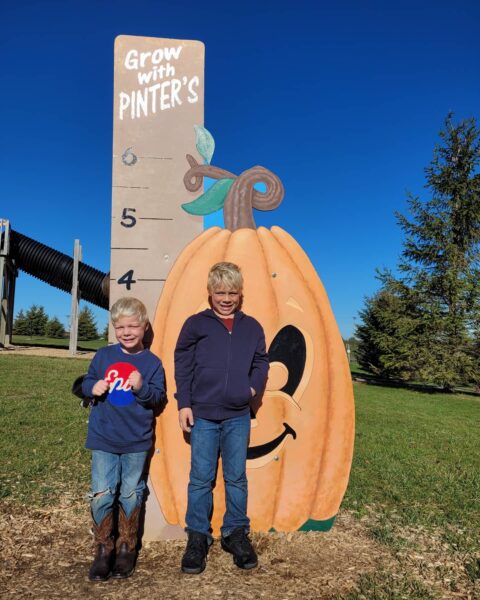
left=174, top=309, right=269, bottom=420
left=82, top=344, right=165, bottom=453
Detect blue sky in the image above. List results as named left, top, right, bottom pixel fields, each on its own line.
left=1, top=0, right=479, bottom=337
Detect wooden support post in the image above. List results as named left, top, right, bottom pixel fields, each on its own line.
left=69, top=239, right=82, bottom=354
left=4, top=266, right=16, bottom=346
left=0, top=254, right=8, bottom=347
left=0, top=219, right=16, bottom=348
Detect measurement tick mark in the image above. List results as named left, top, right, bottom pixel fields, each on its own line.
left=113, top=185, right=150, bottom=189
left=112, top=155, right=173, bottom=160
left=139, top=156, right=173, bottom=160
left=139, top=217, right=174, bottom=221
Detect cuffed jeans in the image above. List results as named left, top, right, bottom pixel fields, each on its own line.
left=186, top=413, right=251, bottom=539
left=90, top=450, right=147, bottom=525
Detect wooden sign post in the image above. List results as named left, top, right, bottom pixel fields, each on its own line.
left=111, top=35, right=205, bottom=539
left=68, top=239, right=82, bottom=355
left=110, top=36, right=205, bottom=331
left=0, top=219, right=16, bottom=348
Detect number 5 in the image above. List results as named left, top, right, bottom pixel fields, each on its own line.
left=121, top=208, right=137, bottom=228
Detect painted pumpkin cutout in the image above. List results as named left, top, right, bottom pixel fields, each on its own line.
left=149, top=149, right=354, bottom=534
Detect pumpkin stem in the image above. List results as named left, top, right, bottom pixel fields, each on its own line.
left=183, top=155, right=284, bottom=231
left=224, top=166, right=284, bottom=231
left=183, top=154, right=236, bottom=192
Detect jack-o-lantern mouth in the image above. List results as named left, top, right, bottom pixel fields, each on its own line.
left=247, top=422, right=296, bottom=460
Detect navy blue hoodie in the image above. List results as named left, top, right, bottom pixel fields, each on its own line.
left=82, top=344, right=165, bottom=453
left=174, top=309, right=269, bottom=420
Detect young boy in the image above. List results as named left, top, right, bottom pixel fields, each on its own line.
left=81, top=297, right=165, bottom=581
left=174, top=262, right=269, bottom=574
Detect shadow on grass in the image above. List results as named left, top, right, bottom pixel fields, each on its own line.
left=11, top=339, right=102, bottom=352
left=350, top=368, right=480, bottom=397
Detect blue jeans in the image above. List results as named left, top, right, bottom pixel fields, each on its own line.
left=90, top=450, right=148, bottom=525
left=186, top=413, right=251, bottom=539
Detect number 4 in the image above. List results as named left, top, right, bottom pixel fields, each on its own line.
left=117, top=269, right=136, bottom=290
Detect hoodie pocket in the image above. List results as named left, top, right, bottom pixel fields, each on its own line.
left=192, top=367, right=224, bottom=403
left=226, top=372, right=252, bottom=407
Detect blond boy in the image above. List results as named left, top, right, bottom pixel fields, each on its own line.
left=81, top=297, right=165, bottom=581
left=175, top=263, right=269, bottom=573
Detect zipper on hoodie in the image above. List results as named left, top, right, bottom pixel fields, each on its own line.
left=223, top=324, right=232, bottom=402
left=208, top=310, right=239, bottom=407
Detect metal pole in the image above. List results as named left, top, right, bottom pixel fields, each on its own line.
left=69, top=239, right=82, bottom=354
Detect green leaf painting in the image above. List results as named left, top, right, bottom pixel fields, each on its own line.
left=194, top=124, right=215, bottom=164
left=182, top=178, right=234, bottom=215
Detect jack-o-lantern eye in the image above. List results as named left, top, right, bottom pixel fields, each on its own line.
left=267, top=325, right=306, bottom=396
left=246, top=326, right=305, bottom=462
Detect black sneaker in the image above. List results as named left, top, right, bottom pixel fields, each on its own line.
left=221, top=527, right=258, bottom=570
left=181, top=531, right=209, bottom=574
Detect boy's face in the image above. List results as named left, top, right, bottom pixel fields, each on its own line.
left=210, top=286, right=241, bottom=317
left=113, top=315, right=147, bottom=353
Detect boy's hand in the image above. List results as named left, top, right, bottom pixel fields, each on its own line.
left=128, top=370, right=143, bottom=391
left=179, top=408, right=194, bottom=432
left=92, top=380, right=109, bottom=396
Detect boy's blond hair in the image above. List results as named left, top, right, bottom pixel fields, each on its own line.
left=207, top=262, right=243, bottom=293
left=110, top=297, right=149, bottom=325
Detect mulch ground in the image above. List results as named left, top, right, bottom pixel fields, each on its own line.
left=0, top=503, right=392, bottom=600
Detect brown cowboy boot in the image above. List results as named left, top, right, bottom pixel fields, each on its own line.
left=111, top=506, right=141, bottom=579
left=88, top=512, right=114, bottom=581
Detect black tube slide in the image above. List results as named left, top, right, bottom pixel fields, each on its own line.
left=9, top=230, right=109, bottom=309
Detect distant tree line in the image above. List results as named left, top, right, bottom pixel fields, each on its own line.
left=13, top=305, right=100, bottom=341
left=356, top=114, right=480, bottom=391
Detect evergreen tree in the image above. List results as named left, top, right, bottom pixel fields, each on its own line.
left=78, top=306, right=98, bottom=340
left=357, top=115, right=480, bottom=388
left=102, top=323, right=109, bottom=341
left=45, top=316, right=66, bottom=339
left=13, top=309, right=29, bottom=335
left=398, top=115, right=480, bottom=388
left=24, top=305, right=49, bottom=336
left=356, top=277, right=425, bottom=379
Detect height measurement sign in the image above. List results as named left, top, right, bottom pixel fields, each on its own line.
left=110, top=35, right=204, bottom=327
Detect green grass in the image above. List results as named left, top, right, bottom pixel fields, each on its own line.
left=0, top=355, right=91, bottom=505
left=11, top=335, right=107, bottom=351
left=338, top=571, right=436, bottom=599
left=2, top=356, right=478, bottom=529
left=343, top=382, right=480, bottom=554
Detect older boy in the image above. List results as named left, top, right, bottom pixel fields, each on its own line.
left=175, top=262, right=269, bottom=574
left=81, top=297, right=165, bottom=581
